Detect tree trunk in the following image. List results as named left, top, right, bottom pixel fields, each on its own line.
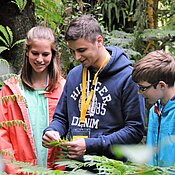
left=0, top=0, right=36, bottom=74
left=144, top=0, right=159, bottom=53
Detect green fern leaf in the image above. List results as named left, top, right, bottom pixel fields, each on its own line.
left=11, top=95, right=16, bottom=102
left=11, top=0, right=27, bottom=12
left=0, top=74, right=19, bottom=82
left=0, top=36, right=9, bottom=48
left=0, top=46, right=8, bottom=53
left=11, top=38, right=25, bottom=48
left=2, top=94, right=25, bottom=104
left=0, top=150, right=14, bottom=159
left=0, top=80, right=4, bottom=87
left=0, top=25, right=10, bottom=45
left=0, top=25, right=13, bottom=48
left=0, top=120, right=27, bottom=132
left=0, top=59, right=9, bottom=66
left=6, top=26, right=13, bottom=46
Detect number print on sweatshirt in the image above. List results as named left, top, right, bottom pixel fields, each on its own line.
left=70, top=81, right=112, bottom=129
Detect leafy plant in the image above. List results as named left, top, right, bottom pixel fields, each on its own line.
left=1, top=122, right=175, bottom=175
left=0, top=120, right=27, bottom=132
left=104, top=29, right=142, bottom=61
left=0, top=59, right=9, bottom=89
left=140, top=29, right=175, bottom=55
left=11, top=0, right=27, bottom=13
left=3, top=159, right=65, bottom=175
left=0, top=25, right=25, bottom=54
left=99, top=0, right=136, bottom=31
left=0, top=59, right=17, bottom=90
left=33, top=0, right=64, bottom=32
left=53, top=154, right=175, bottom=175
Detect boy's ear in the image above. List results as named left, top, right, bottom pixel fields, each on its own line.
left=97, top=35, right=103, bottom=46
left=159, top=81, right=167, bottom=88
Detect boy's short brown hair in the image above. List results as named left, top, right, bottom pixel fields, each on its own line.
left=65, top=14, right=103, bottom=43
left=132, top=50, right=175, bottom=87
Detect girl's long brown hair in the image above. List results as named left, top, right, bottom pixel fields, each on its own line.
left=21, top=26, right=62, bottom=92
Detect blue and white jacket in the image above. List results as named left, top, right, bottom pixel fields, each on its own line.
left=147, top=98, right=175, bottom=167
left=44, top=46, right=145, bottom=159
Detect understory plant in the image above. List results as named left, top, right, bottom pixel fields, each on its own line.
left=0, top=25, right=25, bottom=54
left=1, top=62, right=175, bottom=174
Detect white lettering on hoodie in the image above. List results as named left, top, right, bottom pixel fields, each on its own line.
left=70, top=78, right=112, bottom=129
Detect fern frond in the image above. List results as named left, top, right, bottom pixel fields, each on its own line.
left=47, top=138, right=69, bottom=147
left=0, top=73, right=20, bottom=82
left=55, top=158, right=84, bottom=170
left=48, top=139, right=70, bottom=159
left=0, top=80, right=4, bottom=87
left=0, top=150, right=14, bottom=159
left=17, top=166, right=64, bottom=175
left=0, top=120, right=27, bottom=132
left=4, top=159, right=65, bottom=174
left=2, top=94, right=25, bottom=104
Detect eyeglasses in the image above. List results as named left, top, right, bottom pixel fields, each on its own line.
left=138, top=82, right=158, bottom=92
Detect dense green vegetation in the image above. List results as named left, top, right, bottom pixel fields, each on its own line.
left=0, top=0, right=175, bottom=174
left=0, top=0, right=175, bottom=74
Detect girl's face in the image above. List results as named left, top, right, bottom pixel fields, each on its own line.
left=27, top=39, right=52, bottom=74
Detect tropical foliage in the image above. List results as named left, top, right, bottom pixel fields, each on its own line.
left=0, top=0, right=175, bottom=174
left=0, top=58, right=18, bottom=90
left=11, top=0, right=27, bottom=13
left=0, top=25, right=24, bottom=54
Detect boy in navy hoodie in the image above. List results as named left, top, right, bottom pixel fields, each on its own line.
left=132, top=50, right=175, bottom=167
left=42, top=14, right=145, bottom=160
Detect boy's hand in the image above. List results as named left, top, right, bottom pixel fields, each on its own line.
left=42, top=131, right=60, bottom=148
left=61, top=138, right=86, bottom=159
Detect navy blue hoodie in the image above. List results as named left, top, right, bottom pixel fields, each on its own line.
left=44, top=46, right=145, bottom=159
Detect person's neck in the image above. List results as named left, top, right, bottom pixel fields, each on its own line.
left=161, top=86, right=175, bottom=105
left=95, top=48, right=110, bottom=69
left=31, top=71, right=48, bottom=89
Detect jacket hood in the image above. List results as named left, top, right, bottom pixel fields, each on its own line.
left=100, top=46, right=132, bottom=76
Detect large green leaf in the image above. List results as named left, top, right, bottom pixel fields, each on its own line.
left=5, top=26, right=13, bottom=46
left=12, top=39, right=25, bottom=48
left=0, top=25, right=13, bottom=48
left=0, top=25, right=9, bottom=44
left=0, top=46, right=8, bottom=53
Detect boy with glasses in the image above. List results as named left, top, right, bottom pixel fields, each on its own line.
left=132, top=50, right=175, bottom=167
